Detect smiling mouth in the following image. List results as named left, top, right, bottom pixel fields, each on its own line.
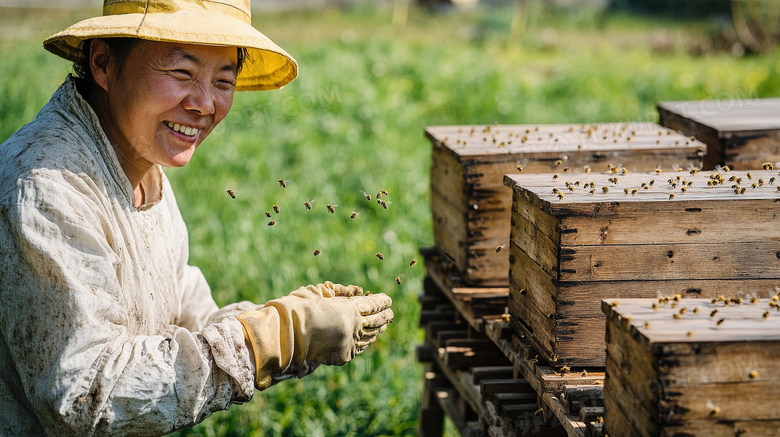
left=164, top=121, right=199, bottom=137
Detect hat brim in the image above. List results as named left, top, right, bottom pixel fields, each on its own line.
left=43, top=9, right=297, bottom=91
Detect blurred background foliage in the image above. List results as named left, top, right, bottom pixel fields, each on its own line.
left=1, top=0, right=779, bottom=435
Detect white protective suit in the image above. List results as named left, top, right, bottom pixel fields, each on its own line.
left=0, top=76, right=261, bottom=436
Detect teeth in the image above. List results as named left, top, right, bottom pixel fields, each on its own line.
left=165, top=121, right=198, bottom=136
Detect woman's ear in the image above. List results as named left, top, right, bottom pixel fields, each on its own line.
left=89, top=39, right=111, bottom=92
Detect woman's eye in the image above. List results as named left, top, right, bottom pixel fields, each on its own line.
left=173, top=69, right=192, bottom=78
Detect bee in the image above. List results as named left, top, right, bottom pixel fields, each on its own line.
left=395, top=274, right=405, bottom=285
left=680, top=308, right=687, bottom=315
left=584, top=165, right=591, bottom=173
left=278, top=179, right=287, bottom=188
left=690, top=168, right=699, bottom=175
left=681, top=187, right=687, bottom=193
left=362, top=191, right=372, bottom=201
left=687, top=331, right=693, bottom=337
left=496, top=244, right=507, bottom=253
left=273, top=205, right=280, bottom=214
left=707, top=400, right=721, bottom=416
left=350, top=211, right=359, bottom=219
left=763, top=162, right=774, bottom=170
left=380, top=200, right=389, bottom=209
left=693, top=307, right=699, bottom=314
left=716, top=318, right=724, bottom=326
left=376, top=191, right=382, bottom=199
left=554, top=159, right=563, bottom=167
left=265, top=211, right=272, bottom=218
left=313, top=248, right=322, bottom=256
left=747, top=172, right=753, bottom=180
left=609, top=177, right=619, bottom=184
left=304, top=199, right=315, bottom=210
left=227, top=189, right=236, bottom=199
left=326, top=204, right=337, bottom=214
left=563, top=167, right=571, bottom=173
left=581, top=370, right=588, bottom=377
left=763, top=311, right=770, bottom=319
left=644, top=321, right=650, bottom=329
left=602, top=186, right=609, bottom=194
left=552, top=188, right=561, bottom=195
left=560, top=366, right=571, bottom=375
left=516, top=164, right=524, bottom=172
left=609, top=301, right=619, bottom=307
left=267, top=220, right=276, bottom=226
left=669, top=193, right=675, bottom=200
left=376, top=253, right=384, bottom=261
left=589, top=189, right=596, bottom=195
left=622, top=168, right=628, bottom=175
left=409, top=259, right=418, bottom=267
left=652, top=303, right=658, bottom=310
left=557, top=193, right=564, bottom=200
left=751, top=297, right=758, bottom=304
left=553, top=174, right=559, bottom=180
left=655, top=168, right=662, bottom=174
left=381, top=189, right=390, bottom=196
left=673, top=313, right=681, bottom=319
left=771, top=177, right=776, bottom=185
left=758, top=179, right=764, bottom=187
left=623, top=188, right=629, bottom=195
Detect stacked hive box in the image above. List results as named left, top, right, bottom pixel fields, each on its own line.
left=503, top=169, right=780, bottom=368
left=658, top=98, right=780, bottom=170
left=427, top=123, right=706, bottom=287
left=603, top=298, right=780, bottom=436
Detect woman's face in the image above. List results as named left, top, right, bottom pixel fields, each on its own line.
left=99, top=41, right=238, bottom=168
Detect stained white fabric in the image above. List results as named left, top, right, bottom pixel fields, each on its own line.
left=0, top=76, right=259, bottom=436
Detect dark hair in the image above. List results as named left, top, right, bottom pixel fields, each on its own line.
left=73, top=38, right=249, bottom=91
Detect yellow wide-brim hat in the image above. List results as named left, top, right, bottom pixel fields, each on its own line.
left=43, top=0, right=298, bottom=91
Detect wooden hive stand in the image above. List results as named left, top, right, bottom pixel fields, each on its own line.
left=658, top=97, right=780, bottom=170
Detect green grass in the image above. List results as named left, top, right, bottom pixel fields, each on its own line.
left=1, top=4, right=779, bottom=436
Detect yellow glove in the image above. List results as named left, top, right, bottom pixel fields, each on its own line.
left=236, top=282, right=393, bottom=389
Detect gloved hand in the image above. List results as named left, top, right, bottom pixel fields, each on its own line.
left=236, top=281, right=393, bottom=390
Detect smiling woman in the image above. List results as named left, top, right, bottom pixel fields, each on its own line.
left=0, top=1, right=393, bottom=436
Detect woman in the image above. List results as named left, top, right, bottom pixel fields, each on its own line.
left=0, top=1, right=393, bottom=435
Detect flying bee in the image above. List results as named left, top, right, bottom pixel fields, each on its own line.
left=516, top=158, right=528, bottom=172
left=265, top=211, right=272, bottom=218
left=313, top=248, right=322, bottom=256
left=226, top=189, right=236, bottom=199
left=350, top=211, right=359, bottom=219
left=273, top=205, right=280, bottom=214
left=326, top=204, right=337, bottom=214
left=362, top=191, right=371, bottom=201
left=584, top=165, right=591, bottom=173
left=267, top=220, right=276, bottom=226
left=278, top=179, right=287, bottom=188
left=395, top=274, right=405, bottom=285
left=304, top=199, right=315, bottom=210
left=376, top=252, right=384, bottom=261
left=380, top=200, right=390, bottom=209
left=763, top=162, right=774, bottom=170
left=749, top=369, right=759, bottom=378
left=496, top=244, right=507, bottom=253
left=409, top=259, right=418, bottom=267
left=655, top=168, right=662, bottom=174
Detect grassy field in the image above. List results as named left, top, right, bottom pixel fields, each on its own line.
left=1, top=4, right=779, bottom=436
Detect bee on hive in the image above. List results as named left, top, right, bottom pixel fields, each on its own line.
left=763, top=162, right=774, bottom=170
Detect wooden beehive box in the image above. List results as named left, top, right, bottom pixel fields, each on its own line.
left=603, top=298, right=780, bottom=436
left=503, top=169, right=780, bottom=368
left=427, top=122, right=706, bottom=287
left=658, top=98, right=780, bottom=170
